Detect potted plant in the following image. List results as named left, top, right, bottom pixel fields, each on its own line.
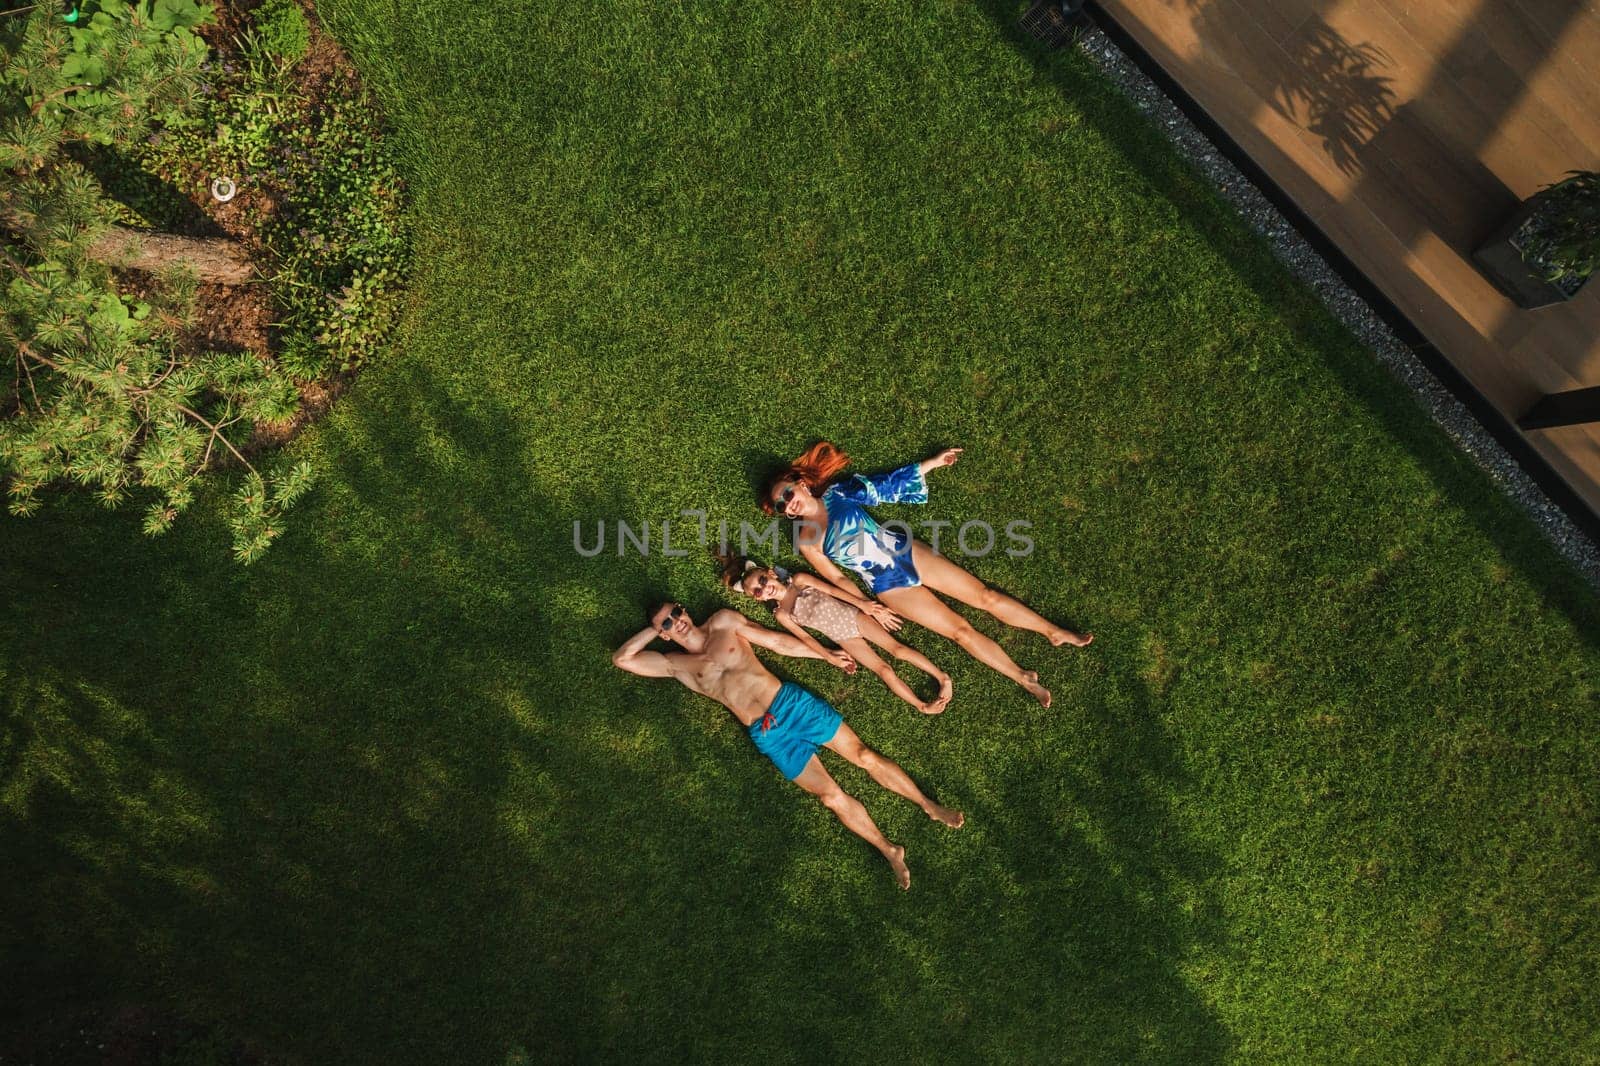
left=1474, top=170, right=1600, bottom=309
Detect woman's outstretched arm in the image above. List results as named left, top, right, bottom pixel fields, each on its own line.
left=917, top=447, right=963, bottom=477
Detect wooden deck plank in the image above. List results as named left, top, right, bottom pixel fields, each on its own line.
left=1363, top=0, right=1600, bottom=178
left=1235, top=0, right=1321, bottom=45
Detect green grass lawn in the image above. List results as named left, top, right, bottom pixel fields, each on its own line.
left=4, top=0, right=1599, bottom=1061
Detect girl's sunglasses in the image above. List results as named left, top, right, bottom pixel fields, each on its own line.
left=658, top=605, right=685, bottom=631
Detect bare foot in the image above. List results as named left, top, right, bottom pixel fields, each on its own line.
left=1050, top=629, right=1094, bottom=648
left=919, top=699, right=946, bottom=715
left=922, top=678, right=952, bottom=715
left=1022, top=670, right=1052, bottom=708
left=928, top=804, right=965, bottom=828
left=886, top=844, right=911, bottom=890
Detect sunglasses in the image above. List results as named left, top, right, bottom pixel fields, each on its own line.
left=752, top=575, right=773, bottom=596
left=775, top=485, right=796, bottom=508
left=658, top=605, right=684, bottom=632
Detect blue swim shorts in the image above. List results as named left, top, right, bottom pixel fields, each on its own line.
left=748, top=682, right=843, bottom=780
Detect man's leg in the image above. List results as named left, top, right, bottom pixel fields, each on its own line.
left=792, top=756, right=911, bottom=890
left=824, top=723, right=965, bottom=829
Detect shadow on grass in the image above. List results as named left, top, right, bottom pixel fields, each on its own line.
left=970, top=674, right=1228, bottom=1059
left=748, top=654, right=1230, bottom=1061
left=0, top=359, right=784, bottom=1062
left=1, top=357, right=1233, bottom=1063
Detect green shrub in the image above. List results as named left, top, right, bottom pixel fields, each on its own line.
left=251, top=0, right=310, bottom=63
left=276, top=327, right=329, bottom=380
left=268, top=69, right=411, bottom=372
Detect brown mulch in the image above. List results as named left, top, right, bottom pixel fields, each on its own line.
left=287, top=8, right=353, bottom=94
left=190, top=2, right=354, bottom=248
left=192, top=280, right=273, bottom=353
left=198, top=0, right=355, bottom=99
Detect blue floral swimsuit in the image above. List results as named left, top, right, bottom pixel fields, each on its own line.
left=820, top=462, right=928, bottom=595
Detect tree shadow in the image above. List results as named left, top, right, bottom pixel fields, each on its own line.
left=73, top=145, right=224, bottom=237
left=0, top=356, right=799, bottom=1062
left=1345, top=0, right=1592, bottom=252
left=1350, top=100, right=1521, bottom=255
left=969, top=674, right=1229, bottom=1059
left=2, top=332, right=1238, bottom=1060
left=1152, top=0, right=1397, bottom=176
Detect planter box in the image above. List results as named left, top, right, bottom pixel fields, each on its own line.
left=1473, top=201, right=1590, bottom=309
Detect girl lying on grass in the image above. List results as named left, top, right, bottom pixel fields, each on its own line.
left=720, top=554, right=953, bottom=715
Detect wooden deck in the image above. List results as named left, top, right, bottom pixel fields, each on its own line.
left=1094, top=0, right=1600, bottom=518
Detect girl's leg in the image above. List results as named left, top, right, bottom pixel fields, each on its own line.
left=855, top=614, right=952, bottom=712
left=840, top=636, right=941, bottom=714
left=910, top=542, right=1092, bottom=647
left=880, top=586, right=1052, bottom=708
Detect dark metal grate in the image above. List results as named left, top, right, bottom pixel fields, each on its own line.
left=1018, top=0, right=1087, bottom=48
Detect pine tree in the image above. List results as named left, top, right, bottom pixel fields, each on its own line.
left=1, top=0, right=312, bottom=562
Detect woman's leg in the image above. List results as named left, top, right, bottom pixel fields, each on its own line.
left=910, top=542, right=1092, bottom=647
left=839, top=636, right=940, bottom=714
left=880, top=586, right=1052, bottom=708
left=854, top=614, right=952, bottom=712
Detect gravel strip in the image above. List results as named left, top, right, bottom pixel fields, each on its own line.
left=1072, top=24, right=1600, bottom=590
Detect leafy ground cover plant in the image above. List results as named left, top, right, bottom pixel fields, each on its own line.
left=1516, top=169, right=1600, bottom=290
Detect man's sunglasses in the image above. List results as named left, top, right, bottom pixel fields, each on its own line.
left=658, top=605, right=684, bottom=632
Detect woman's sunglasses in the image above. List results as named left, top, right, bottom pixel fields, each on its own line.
left=775, top=485, right=796, bottom=508
left=658, top=605, right=685, bottom=632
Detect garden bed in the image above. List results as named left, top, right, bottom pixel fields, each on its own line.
left=103, top=0, right=410, bottom=453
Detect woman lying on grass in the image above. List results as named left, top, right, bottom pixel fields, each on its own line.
left=764, top=442, right=1091, bottom=708
left=720, top=554, right=953, bottom=715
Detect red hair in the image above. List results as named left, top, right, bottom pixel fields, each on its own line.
left=762, top=441, right=852, bottom=514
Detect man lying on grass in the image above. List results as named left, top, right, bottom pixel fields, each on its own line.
left=613, top=602, right=964, bottom=889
